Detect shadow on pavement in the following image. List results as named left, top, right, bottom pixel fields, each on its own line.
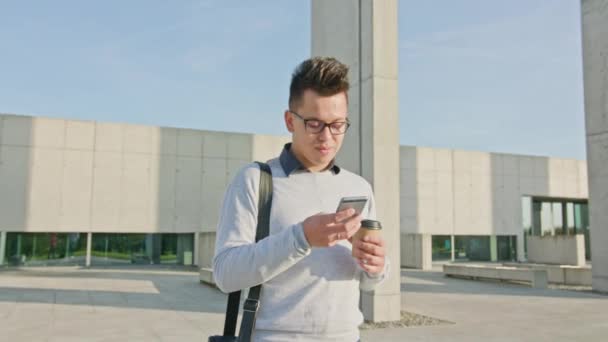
left=0, top=266, right=229, bottom=314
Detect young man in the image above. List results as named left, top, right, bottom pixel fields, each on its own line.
left=213, top=57, right=389, bottom=341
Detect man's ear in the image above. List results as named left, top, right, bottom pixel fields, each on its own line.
left=285, top=110, right=295, bottom=133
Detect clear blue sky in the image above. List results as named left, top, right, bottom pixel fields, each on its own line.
left=0, top=0, right=586, bottom=159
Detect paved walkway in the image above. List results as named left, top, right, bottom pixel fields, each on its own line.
left=0, top=266, right=606, bottom=341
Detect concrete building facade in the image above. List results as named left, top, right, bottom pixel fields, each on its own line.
left=0, top=113, right=591, bottom=273
left=0, top=113, right=288, bottom=268
left=399, top=146, right=589, bottom=269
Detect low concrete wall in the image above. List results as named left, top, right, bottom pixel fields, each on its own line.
left=401, top=234, right=432, bottom=270
left=199, top=232, right=216, bottom=286
left=443, top=264, right=548, bottom=288
left=503, top=262, right=592, bottom=286
left=526, top=235, right=585, bottom=266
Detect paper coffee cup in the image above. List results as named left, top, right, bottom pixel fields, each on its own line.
left=352, top=219, right=382, bottom=256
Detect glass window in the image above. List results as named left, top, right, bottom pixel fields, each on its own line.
left=455, top=236, right=491, bottom=261
left=574, top=203, right=590, bottom=260
left=497, top=236, right=517, bottom=261
left=526, top=197, right=590, bottom=261
left=432, top=235, right=452, bottom=261
left=4, top=233, right=86, bottom=266
left=540, top=202, right=554, bottom=236
left=566, top=203, right=575, bottom=234
left=90, top=233, right=193, bottom=266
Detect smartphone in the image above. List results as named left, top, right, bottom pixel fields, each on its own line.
left=336, top=196, right=369, bottom=215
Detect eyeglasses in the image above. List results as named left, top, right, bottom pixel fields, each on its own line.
left=289, top=110, right=351, bottom=135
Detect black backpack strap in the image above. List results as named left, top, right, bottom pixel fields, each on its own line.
left=219, top=162, right=272, bottom=341
left=222, top=291, right=241, bottom=337
left=238, top=162, right=272, bottom=342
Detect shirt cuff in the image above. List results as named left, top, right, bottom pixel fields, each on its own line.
left=364, top=257, right=390, bottom=279
left=293, top=222, right=312, bottom=254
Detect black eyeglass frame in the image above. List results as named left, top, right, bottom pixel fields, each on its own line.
left=288, top=110, right=351, bottom=135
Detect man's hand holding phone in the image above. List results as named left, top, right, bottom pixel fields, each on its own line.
left=302, top=209, right=362, bottom=247
left=301, top=196, right=367, bottom=247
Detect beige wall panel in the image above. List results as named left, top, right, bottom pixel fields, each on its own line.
left=549, top=178, right=566, bottom=197
left=60, top=150, right=93, bottom=230
left=65, top=120, right=95, bottom=150
left=565, top=178, right=579, bottom=196
left=175, top=157, right=202, bottom=232
left=491, top=154, right=503, bottom=176
left=252, top=135, right=290, bottom=163
left=203, top=158, right=227, bottom=188
left=399, top=146, right=416, bottom=169
left=159, top=128, right=178, bottom=155
left=416, top=198, right=435, bottom=234
left=503, top=175, right=519, bottom=196
left=154, top=154, right=177, bottom=231
left=27, top=148, right=63, bottom=230
left=400, top=216, right=417, bottom=234
left=119, top=153, right=151, bottom=232
left=519, top=176, right=535, bottom=195
left=31, top=117, right=65, bottom=149
left=416, top=171, right=435, bottom=200
left=177, top=129, right=203, bottom=157
left=400, top=197, right=417, bottom=223
left=91, top=160, right=122, bottom=231
left=470, top=151, right=490, bottom=175
left=400, top=168, right=416, bottom=197
left=436, top=172, right=454, bottom=232
left=2, top=115, right=32, bottom=146
left=562, top=159, right=579, bottom=177
left=203, top=131, right=227, bottom=158
left=95, top=122, right=123, bottom=152
left=0, top=147, right=29, bottom=229
left=453, top=150, right=471, bottom=172
left=453, top=203, right=472, bottom=233
left=578, top=161, right=589, bottom=197
left=531, top=177, right=549, bottom=195
left=435, top=149, right=453, bottom=172
left=201, top=189, right=224, bottom=232
left=533, top=157, right=550, bottom=177
left=518, top=156, right=535, bottom=177
left=453, top=171, right=472, bottom=195
left=124, top=124, right=153, bottom=154
left=502, top=155, right=519, bottom=176
left=227, top=133, right=253, bottom=160
left=94, top=151, right=122, bottom=169
left=416, top=147, right=435, bottom=172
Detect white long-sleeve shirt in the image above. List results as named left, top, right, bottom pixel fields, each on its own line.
left=213, top=145, right=389, bottom=342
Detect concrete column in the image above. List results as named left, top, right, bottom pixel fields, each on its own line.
left=451, top=235, right=455, bottom=261
left=581, top=0, right=608, bottom=292
left=0, top=231, right=6, bottom=266
left=199, top=232, right=217, bottom=285
left=85, top=233, right=92, bottom=267
left=312, top=0, right=401, bottom=322
left=490, top=236, right=498, bottom=262
left=517, top=233, right=526, bottom=262
left=400, top=234, right=431, bottom=270
left=193, top=232, right=200, bottom=266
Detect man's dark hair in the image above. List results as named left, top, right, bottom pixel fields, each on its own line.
left=289, top=57, right=350, bottom=109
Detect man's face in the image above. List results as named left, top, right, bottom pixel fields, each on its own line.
left=284, top=89, right=349, bottom=171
